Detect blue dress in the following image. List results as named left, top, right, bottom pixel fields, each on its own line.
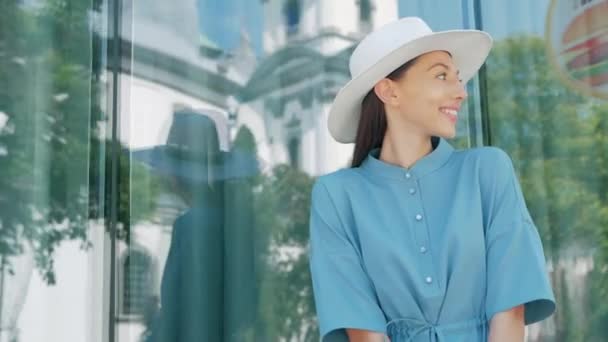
left=308, top=137, right=556, bottom=342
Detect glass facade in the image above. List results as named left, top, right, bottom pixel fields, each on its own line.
left=0, top=0, right=606, bottom=341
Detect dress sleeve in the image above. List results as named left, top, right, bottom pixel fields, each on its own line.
left=308, top=178, right=386, bottom=341
left=483, top=149, right=556, bottom=325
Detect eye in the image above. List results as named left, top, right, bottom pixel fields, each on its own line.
left=437, top=72, right=463, bottom=83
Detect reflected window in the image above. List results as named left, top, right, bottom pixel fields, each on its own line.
left=359, top=0, right=373, bottom=25
left=121, top=248, right=154, bottom=317
left=284, top=0, right=300, bottom=37
left=287, top=136, right=300, bottom=167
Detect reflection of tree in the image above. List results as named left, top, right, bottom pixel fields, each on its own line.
left=584, top=105, right=608, bottom=342
left=253, top=164, right=317, bottom=341
left=486, top=36, right=608, bottom=341
left=0, top=0, right=158, bottom=286
left=0, top=0, right=96, bottom=285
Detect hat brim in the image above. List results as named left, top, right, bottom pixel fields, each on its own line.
left=328, top=30, right=493, bottom=143
left=130, top=146, right=261, bottom=183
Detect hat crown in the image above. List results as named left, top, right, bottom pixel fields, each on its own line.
left=349, top=17, right=432, bottom=78
left=165, top=110, right=224, bottom=162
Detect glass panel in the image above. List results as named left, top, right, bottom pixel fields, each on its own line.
left=119, top=1, right=486, bottom=342
left=481, top=0, right=608, bottom=340
left=0, top=0, right=108, bottom=341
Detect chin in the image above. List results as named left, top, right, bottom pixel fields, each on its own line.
left=434, top=130, right=456, bottom=139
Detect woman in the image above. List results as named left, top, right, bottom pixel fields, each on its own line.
left=134, top=109, right=259, bottom=341
left=308, top=17, right=556, bottom=342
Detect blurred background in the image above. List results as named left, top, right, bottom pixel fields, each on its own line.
left=0, top=0, right=607, bottom=341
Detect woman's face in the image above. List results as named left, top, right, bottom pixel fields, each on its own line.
left=379, top=50, right=468, bottom=139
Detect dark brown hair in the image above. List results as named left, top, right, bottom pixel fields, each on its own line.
left=351, top=58, right=419, bottom=167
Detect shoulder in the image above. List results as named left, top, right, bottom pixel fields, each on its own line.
left=458, top=145, right=515, bottom=174
left=460, top=145, right=518, bottom=194
left=309, top=169, right=359, bottom=235
left=460, top=145, right=513, bottom=167
left=310, top=168, right=364, bottom=220
left=312, top=168, right=362, bottom=197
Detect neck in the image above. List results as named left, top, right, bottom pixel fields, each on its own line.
left=379, top=129, right=434, bottom=169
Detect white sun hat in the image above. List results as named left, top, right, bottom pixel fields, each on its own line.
left=328, top=16, right=493, bottom=144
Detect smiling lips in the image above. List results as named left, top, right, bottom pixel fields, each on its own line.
left=440, top=107, right=459, bottom=123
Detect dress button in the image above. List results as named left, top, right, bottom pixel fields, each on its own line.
left=415, top=214, right=423, bottom=221
left=409, top=188, right=416, bottom=195
left=420, top=246, right=427, bottom=253
left=425, top=276, right=433, bottom=284
left=405, top=172, right=411, bottom=179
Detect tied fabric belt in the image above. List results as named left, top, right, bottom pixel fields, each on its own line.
left=384, top=317, right=488, bottom=342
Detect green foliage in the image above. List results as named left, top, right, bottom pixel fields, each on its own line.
left=486, top=35, right=608, bottom=340
left=253, top=164, right=318, bottom=341
left=0, top=1, right=159, bottom=284
left=0, top=1, right=96, bottom=284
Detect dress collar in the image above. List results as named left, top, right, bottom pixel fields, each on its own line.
left=360, top=136, right=454, bottom=180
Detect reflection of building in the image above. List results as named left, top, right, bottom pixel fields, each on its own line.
left=117, top=0, right=399, bottom=176
left=243, top=0, right=398, bottom=174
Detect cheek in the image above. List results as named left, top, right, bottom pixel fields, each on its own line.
left=422, top=85, right=446, bottom=108
left=400, top=83, right=444, bottom=116
left=398, top=86, right=422, bottom=113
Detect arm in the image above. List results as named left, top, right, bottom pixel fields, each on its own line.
left=488, top=305, right=525, bottom=342
left=346, top=329, right=388, bottom=342
left=481, top=149, right=555, bottom=330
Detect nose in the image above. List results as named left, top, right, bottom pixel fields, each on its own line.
left=454, top=81, right=468, bottom=101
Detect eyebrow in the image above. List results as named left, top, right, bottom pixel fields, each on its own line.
left=427, top=62, right=460, bottom=75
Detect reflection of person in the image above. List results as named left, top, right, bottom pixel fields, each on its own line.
left=309, top=17, right=556, bottom=342
left=133, top=109, right=259, bottom=342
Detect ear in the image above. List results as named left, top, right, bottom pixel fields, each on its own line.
left=373, top=79, right=399, bottom=106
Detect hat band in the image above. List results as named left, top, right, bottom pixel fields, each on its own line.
left=165, top=143, right=222, bottom=164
